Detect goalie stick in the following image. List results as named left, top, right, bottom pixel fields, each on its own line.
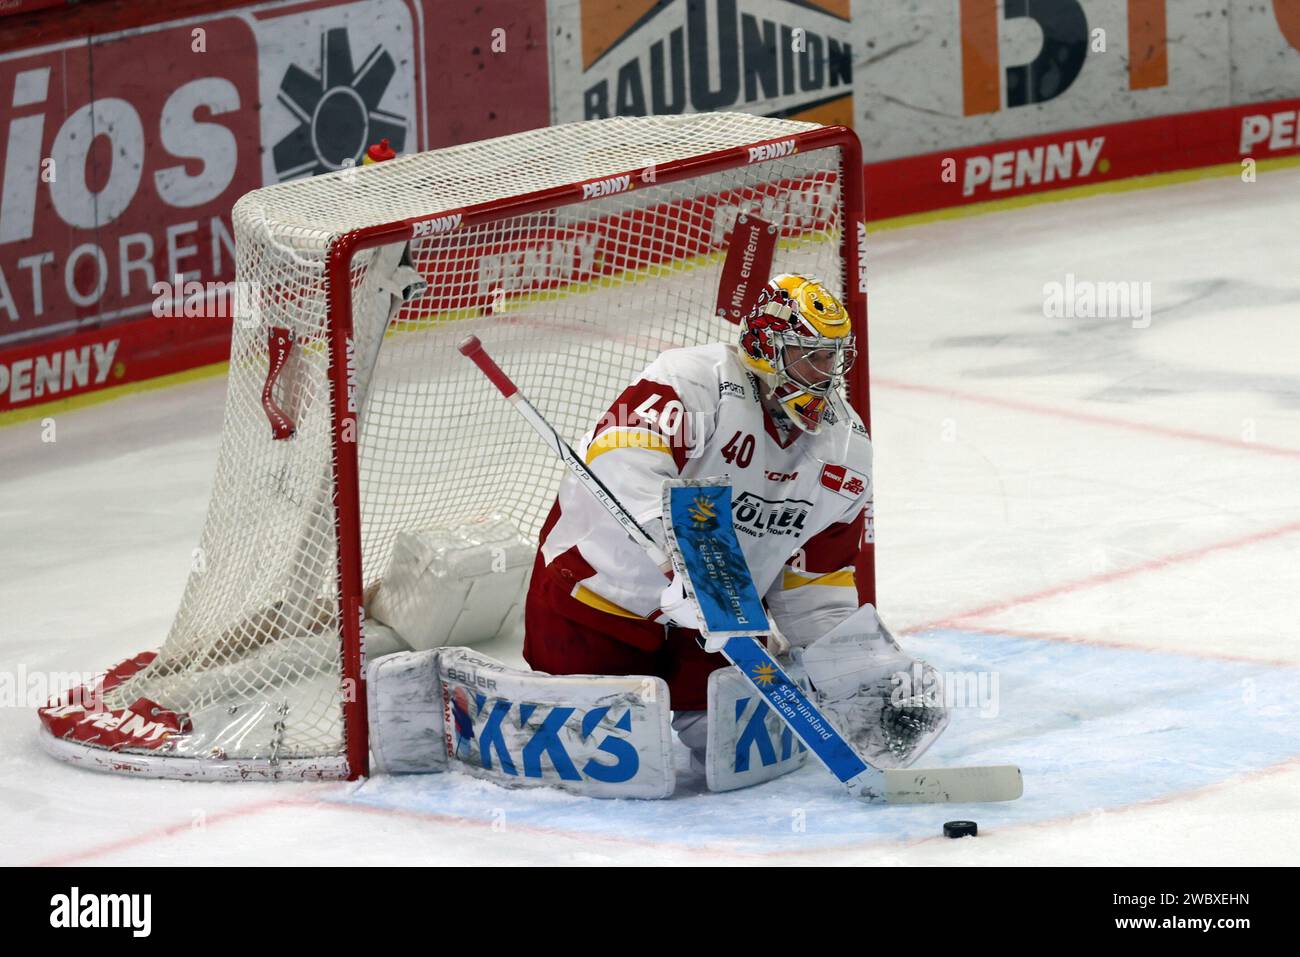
left=459, top=335, right=1022, bottom=805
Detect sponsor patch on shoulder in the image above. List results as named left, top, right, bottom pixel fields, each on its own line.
left=719, top=380, right=746, bottom=399
left=820, top=463, right=869, bottom=499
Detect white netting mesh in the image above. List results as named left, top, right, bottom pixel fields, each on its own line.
left=92, top=113, right=853, bottom=772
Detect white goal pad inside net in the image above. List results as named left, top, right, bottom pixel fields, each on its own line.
left=38, top=112, right=868, bottom=780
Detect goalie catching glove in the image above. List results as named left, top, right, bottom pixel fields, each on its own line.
left=792, top=604, right=950, bottom=769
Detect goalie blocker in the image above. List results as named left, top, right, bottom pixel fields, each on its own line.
left=367, top=646, right=808, bottom=798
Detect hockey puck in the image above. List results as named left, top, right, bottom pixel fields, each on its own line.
left=943, top=820, right=978, bottom=839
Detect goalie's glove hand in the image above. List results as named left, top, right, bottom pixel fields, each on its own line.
left=878, top=677, right=949, bottom=759
left=796, top=606, right=950, bottom=768
left=659, top=572, right=705, bottom=634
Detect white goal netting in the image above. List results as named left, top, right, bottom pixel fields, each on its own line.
left=43, top=113, right=862, bottom=779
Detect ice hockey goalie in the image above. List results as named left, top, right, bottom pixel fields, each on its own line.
left=524, top=273, right=950, bottom=774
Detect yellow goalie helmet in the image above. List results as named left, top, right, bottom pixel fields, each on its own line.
left=736, top=273, right=856, bottom=433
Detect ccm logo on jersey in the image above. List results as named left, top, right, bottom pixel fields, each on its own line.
left=820, top=464, right=869, bottom=499
left=748, top=139, right=797, bottom=164
left=411, top=212, right=463, bottom=236
left=582, top=174, right=633, bottom=199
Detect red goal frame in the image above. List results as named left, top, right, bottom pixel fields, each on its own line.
left=324, top=125, right=872, bottom=779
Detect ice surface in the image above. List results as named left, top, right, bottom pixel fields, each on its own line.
left=2, top=168, right=1298, bottom=865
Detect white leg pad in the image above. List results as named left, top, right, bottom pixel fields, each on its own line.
left=705, top=663, right=808, bottom=792
left=367, top=647, right=448, bottom=774
left=368, top=647, right=675, bottom=798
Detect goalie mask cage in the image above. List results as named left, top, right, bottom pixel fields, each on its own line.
left=39, top=113, right=872, bottom=781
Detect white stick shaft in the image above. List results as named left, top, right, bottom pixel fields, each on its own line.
left=459, top=336, right=672, bottom=574
left=509, top=392, right=672, bottom=573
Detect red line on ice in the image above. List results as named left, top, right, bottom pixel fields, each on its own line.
left=901, top=520, right=1300, bottom=634
left=28, top=790, right=771, bottom=866
left=30, top=796, right=302, bottom=867
left=874, top=377, right=1300, bottom=459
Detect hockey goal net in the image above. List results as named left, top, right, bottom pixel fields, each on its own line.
left=38, top=113, right=872, bottom=780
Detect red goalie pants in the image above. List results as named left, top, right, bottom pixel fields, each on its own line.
left=523, top=567, right=725, bottom=712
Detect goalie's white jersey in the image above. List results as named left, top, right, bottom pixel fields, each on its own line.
left=539, top=342, right=872, bottom=647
